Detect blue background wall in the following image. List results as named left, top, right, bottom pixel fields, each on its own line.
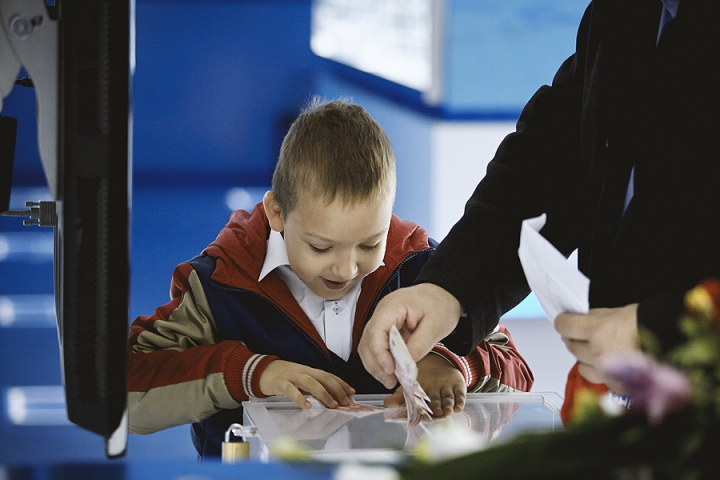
left=133, top=0, right=321, bottom=187
left=0, top=0, right=585, bottom=465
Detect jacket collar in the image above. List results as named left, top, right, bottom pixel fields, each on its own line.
left=202, top=202, right=431, bottom=357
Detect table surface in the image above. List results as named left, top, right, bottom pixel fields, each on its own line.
left=5, top=393, right=564, bottom=479
left=242, top=392, right=564, bottom=463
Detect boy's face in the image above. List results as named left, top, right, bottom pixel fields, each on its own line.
left=265, top=191, right=393, bottom=300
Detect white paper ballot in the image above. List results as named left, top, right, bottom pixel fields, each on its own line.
left=517, top=214, right=589, bottom=324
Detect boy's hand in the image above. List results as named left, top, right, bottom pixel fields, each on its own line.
left=383, top=353, right=466, bottom=418
left=259, top=360, right=356, bottom=410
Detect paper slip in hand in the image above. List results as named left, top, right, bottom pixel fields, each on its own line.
left=517, top=213, right=589, bottom=324
left=389, top=325, right=433, bottom=427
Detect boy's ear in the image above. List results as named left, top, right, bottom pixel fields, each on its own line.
left=263, top=191, right=285, bottom=232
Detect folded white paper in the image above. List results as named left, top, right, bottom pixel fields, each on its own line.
left=517, top=214, right=589, bottom=324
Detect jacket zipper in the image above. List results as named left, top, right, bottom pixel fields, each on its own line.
left=209, top=282, right=332, bottom=363
left=211, top=247, right=434, bottom=365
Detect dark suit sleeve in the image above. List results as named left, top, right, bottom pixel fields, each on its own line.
left=637, top=293, right=685, bottom=353
left=417, top=6, right=593, bottom=354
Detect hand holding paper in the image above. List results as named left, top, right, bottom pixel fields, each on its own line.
left=517, top=214, right=589, bottom=323
left=389, top=325, right=433, bottom=427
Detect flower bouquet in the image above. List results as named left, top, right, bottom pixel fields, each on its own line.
left=399, top=280, right=720, bottom=480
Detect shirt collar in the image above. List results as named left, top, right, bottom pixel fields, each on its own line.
left=259, top=229, right=290, bottom=281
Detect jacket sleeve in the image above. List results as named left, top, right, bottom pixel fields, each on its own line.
left=416, top=6, right=591, bottom=355
left=431, top=323, right=534, bottom=392
left=127, top=262, right=278, bottom=434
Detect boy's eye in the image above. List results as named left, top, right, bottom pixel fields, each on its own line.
left=360, top=243, right=380, bottom=251
left=310, top=244, right=330, bottom=253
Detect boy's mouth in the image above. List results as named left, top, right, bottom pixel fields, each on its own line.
left=322, top=278, right=349, bottom=291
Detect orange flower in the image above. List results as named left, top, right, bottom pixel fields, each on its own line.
left=685, top=278, right=720, bottom=320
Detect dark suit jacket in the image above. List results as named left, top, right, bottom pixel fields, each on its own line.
left=419, top=0, right=720, bottom=353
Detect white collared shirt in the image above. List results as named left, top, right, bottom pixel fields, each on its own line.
left=259, top=230, right=361, bottom=361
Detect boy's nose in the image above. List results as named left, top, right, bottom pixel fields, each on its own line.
left=331, top=253, right=358, bottom=280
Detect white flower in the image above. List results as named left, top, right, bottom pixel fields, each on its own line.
left=414, top=418, right=487, bottom=462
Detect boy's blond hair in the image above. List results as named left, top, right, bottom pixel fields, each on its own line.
left=272, top=97, right=396, bottom=217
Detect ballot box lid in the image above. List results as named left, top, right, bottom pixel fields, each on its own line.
left=242, top=392, right=563, bottom=463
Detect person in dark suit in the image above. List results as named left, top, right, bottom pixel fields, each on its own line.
left=358, top=0, right=719, bottom=421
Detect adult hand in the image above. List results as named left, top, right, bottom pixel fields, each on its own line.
left=384, top=353, right=466, bottom=417
left=358, top=283, right=463, bottom=389
left=259, top=359, right=356, bottom=409
left=555, top=303, right=639, bottom=387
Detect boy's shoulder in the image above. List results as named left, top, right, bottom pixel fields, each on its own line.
left=199, top=202, right=270, bottom=287
left=385, top=214, right=432, bottom=261
left=207, top=203, right=269, bottom=253
left=389, top=214, right=428, bottom=241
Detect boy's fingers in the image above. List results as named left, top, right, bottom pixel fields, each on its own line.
left=292, top=374, right=339, bottom=409
left=427, top=389, right=452, bottom=417
left=424, top=388, right=446, bottom=417
left=315, top=374, right=354, bottom=406
left=440, top=389, right=456, bottom=416
left=383, top=388, right=404, bottom=407
left=284, top=385, right=312, bottom=410
left=344, top=384, right=357, bottom=398
left=425, top=384, right=467, bottom=417
left=429, top=397, right=444, bottom=417
left=453, top=388, right=466, bottom=412
left=262, top=362, right=354, bottom=408
left=299, top=368, right=359, bottom=407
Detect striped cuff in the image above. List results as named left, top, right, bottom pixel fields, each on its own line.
left=225, top=345, right=279, bottom=401
left=242, top=353, right=277, bottom=399
left=431, top=343, right=475, bottom=389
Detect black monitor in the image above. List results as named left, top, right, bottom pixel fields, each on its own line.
left=0, top=0, right=132, bottom=458
left=0, top=116, right=17, bottom=212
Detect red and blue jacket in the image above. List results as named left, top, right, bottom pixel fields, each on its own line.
left=127, top=203, right=533, bottom=457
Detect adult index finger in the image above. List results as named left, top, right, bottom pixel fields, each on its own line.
left=358, top=325, right=397, bottom=389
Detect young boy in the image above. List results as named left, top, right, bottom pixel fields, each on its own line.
left=127, top=98, right=533, bottom=457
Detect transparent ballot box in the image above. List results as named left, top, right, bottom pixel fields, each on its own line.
left=242, top=392, right=564, bottom=462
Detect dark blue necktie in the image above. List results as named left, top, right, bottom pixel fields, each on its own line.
left=656, top=1, right=675, bottom=45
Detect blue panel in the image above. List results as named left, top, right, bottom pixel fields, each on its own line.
left=0, top=329, right=61, bottom=386
left=0, top=422, right=199, bottom=463
left=129, top=184, right=267, bottom=319
left=443, top=0, right=587, bottom=113
left=3, top=460, right=335, bottom=480
left=133, top=0, right=318, bottom=186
